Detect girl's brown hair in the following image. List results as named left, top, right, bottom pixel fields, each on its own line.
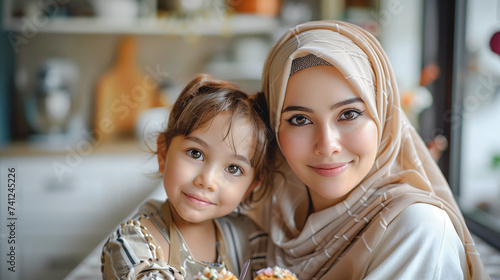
left=157, top=74, right=271, bottom=207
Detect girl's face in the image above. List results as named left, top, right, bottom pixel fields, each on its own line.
left=158, top=112, right=260, bottom=227
left=279, top=65, right=378, bottom=212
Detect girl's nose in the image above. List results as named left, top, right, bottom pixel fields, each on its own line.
left=193, top=167, right=218, bottom=191
left=314, top=124, right=342, bottom=156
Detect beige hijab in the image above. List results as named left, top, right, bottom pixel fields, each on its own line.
left=259, top=20, right=488, bottom=279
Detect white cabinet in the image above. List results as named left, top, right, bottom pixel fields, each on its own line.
left=0, top=143, right=162, bottom=279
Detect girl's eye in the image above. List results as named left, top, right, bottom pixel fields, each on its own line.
left=339, top=109, right=365, bottom=121
left=286, top=115, right=311, bottom=126
left=187, top=149, right=204, bottom=160
left=226, top=165, right=243, bottom=175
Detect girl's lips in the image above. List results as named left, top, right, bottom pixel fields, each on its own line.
left=183, top=193, right=214, bottom=207
left=309, top=162, right=351, bottom=177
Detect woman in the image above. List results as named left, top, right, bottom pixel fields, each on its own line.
left=256, top=20, right=489, bottom=279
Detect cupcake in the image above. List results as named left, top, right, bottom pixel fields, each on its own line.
left=254, top=266, right=297, bottom=280
left=193, top=267, right=238, bottom=280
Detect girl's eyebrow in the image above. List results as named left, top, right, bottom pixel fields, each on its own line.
left=185, top=136, right=207, bottom=147
left=234, top=154, right=252, bottom=167
left=282, top=97, right=363, bottom=113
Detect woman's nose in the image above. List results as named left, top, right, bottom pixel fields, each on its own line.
left=193, top=167, right=218, bottom=191
left=314, top=124, right=342, bottom=156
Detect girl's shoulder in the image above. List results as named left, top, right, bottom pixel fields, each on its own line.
left=103, top=201, right=166, bottom=260
left=102, top=199, right=169, bottom=263
left=137, top=199, right=165, bottom=219
left=101, top=216, right=172, bottom=278
left=102, top=199, right=181, bottom=279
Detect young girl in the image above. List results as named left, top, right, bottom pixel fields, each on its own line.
left=255, top=20, right=489, bottom=279
left=101, top=75, right=270, bottom=280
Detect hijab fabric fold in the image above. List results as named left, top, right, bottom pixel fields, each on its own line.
left=260, top=20, right=488, bottom=279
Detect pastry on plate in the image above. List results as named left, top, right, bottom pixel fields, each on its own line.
left=254, top=266, right=297, bottom=280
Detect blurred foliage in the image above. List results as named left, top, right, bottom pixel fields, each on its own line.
left=492, top=154, right=500, bottom=169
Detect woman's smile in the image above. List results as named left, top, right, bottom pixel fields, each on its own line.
left=309, top=162, right=351, bottom=177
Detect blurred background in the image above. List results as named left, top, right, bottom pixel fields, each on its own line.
left=0, top=0, right=499, bottom=279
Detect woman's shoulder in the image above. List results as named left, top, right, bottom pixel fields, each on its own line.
left=369, top=203, right=463, bottom=252
left=392, top=203, right=451, bottom=225
left=388, top=203, right=460, bottom=235
left=383, top=203, right=463, bottom=245
left=364, top=203, right=468, bottom=279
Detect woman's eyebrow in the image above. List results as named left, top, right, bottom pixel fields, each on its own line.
left=282, top=97, right=364, bottom=113
left=282, top=105, right=313, bottom=113
left=331, top=97, right=364, bottom=110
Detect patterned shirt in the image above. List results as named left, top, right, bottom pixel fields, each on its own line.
left=101, top=200, right=268, bottom=280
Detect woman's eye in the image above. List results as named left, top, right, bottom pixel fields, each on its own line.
left=226, top=165, right=243, bottom=175
left=339, top=109, right=364, bottom=121
left=187, top=149, right=204, bottom=160
left=287, top=115, right=311, bottom=125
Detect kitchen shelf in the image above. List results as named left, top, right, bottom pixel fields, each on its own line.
left=2, top=14, right=279, bottom=36
left=0, top=139, right=146, bottom=157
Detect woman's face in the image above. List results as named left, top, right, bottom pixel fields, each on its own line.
left=279, top=65, right=379, bottom=212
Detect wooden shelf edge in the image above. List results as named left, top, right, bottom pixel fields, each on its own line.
left=2, top=14, right=279, bottom=36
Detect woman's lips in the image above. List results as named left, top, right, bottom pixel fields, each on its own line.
left=184, top=193, right=214, bottom=207
left=309, top=162, right=351, bottom=177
